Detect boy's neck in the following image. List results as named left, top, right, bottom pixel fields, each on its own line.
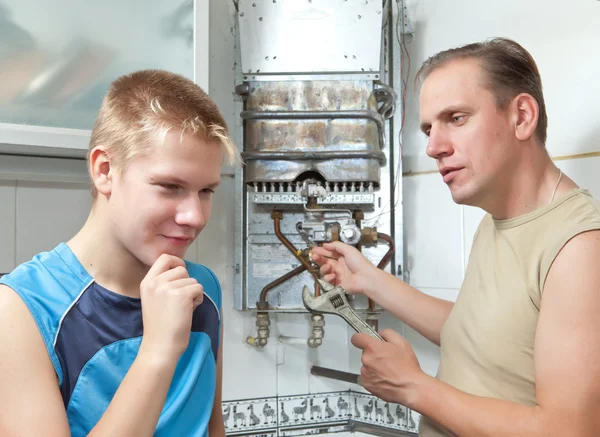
left=67, top=208, right=149, bottom=298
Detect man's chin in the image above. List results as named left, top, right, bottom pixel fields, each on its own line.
left=449, top=186, right=474, bottom=206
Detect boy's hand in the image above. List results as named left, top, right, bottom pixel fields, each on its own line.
left=139, top=254, right=204, bottom=360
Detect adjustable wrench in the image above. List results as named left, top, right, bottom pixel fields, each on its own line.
left=302, top=279, right=384, bottom=341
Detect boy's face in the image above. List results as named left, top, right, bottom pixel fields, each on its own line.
left=108, top=130, right=222, bottom=266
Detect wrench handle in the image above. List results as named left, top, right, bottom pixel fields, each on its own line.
left=338, top=307, right=384, bottom=341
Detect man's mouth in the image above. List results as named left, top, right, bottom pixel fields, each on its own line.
left=440, top=167, right=464, bottom=183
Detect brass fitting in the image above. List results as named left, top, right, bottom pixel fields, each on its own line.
left=271, top=210, right=283, bottom=220
left=361, top=227, right=378, bottom=245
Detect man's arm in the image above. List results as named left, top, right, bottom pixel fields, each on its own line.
left=367, top=269, right=454, bottom=346
left=209, top=323, right=225, bottom=437
left=313, top=242, right=454, bottom=346
left=409, top=230, right=600, bottom=436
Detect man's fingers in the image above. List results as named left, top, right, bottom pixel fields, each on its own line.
left=319, top=263, right=332, bottom=275
left=312, top=247, right=338, bottom=262
left=323, top=241, right=353, bottom=256
left=351, top=333, right=375, bottom=350
left=323, top=273, right=336, bottom=284
left=380, top=329, right=405, bottom=345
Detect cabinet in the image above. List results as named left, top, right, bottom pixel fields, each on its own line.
left=0, top=0, right=208, bottom=158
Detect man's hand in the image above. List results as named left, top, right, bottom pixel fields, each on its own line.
left=351, top=329, right=424, bottom=405
left=311, top=241, right=379, bottom=295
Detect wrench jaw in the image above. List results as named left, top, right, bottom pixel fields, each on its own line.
left=303, top=285, right=384, bottom=341
left=317, top=278, right=336, bottom=293
left=302, top=285, right=318, bottom=312
left=302, top=285, right=337, bottom=315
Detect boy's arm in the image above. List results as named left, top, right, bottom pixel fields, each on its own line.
left=0, top=284, right=180, bottom=437
left=0, top=285, right=71, bottom=437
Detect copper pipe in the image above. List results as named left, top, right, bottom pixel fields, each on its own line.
left=376, top=232, right=395, bottom=269
left=272, top=210, right=321, bottom=296
left=258, top=264, right=306, bottom=309
left=352, top=210, right=374, bottom=311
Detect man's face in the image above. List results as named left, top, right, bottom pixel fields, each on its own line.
left=108, top=130, right=222, bottom=266
left=419, top=59, right=516, bottom=206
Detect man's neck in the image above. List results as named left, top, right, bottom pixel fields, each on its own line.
left=67, top=207, right=149, bottom=298
left=481, top=148, right=577, bottom=220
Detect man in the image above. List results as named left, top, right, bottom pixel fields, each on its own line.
left=0, top=70, right=241, bottom=436
left=312, top=38, right=600, bottom=436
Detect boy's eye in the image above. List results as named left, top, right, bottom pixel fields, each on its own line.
left=201, top=188, right=215, bottom=194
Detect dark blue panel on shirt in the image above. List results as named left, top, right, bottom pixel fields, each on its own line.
left=55, top=282, right=219, bottom=408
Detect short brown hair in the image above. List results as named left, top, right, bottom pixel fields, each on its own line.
left=416, top=38, right=548, bottom=145
left=88, top=69, right=242, bottom=196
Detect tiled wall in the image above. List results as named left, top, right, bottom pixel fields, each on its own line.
left=1, top=1, right=599, bottom=435
left=221, top=391, right=419, bottom=437
left=3, top=153, right=598, bottom=436
left=0, top=163, right=417, bottom=437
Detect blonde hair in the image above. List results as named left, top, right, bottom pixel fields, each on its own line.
left=87, top=69, right=242, bottom=196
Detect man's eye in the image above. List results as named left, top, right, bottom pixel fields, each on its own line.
left=201, top=188, right=215, bottom=194
left=160, top=184, right=181, bottom=191
left=452, top=115, right=465, bottom=123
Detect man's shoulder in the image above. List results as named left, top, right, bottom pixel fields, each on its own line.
left=557, top=188, right=600, bottom=222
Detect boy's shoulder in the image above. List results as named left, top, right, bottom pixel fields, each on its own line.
left=184, top=261, right=222, bottom=309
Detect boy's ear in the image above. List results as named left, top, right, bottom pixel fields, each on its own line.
left=89, top=146, right=113, bottom=196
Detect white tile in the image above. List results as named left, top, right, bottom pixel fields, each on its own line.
left=194, top=175, right=235, bottom=280
left=275, top=313, right=352, bottom=396
left=0, top=181, right=16, bottom=273
left=222, top=265, right=278, bottom=401
left=407, top=409, right=420, bottom=433
left=15, top=181, right=92, bottom=265
left=222, top=397, right=278, bottom=433
left=222, top=316, right=278, bottom=401
left=556, top=156, right=600, bottom=199
left=403, top=173, right=463, bottom=289
left=210, top=178, right=277, bottom=401
left=462, top=205, right=486, bottom=275
left=307, top=315, right=352, bottom=394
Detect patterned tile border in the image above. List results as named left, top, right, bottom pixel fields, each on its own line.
left=222, top=391, right=419, bottom=437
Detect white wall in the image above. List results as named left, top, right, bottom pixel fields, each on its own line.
left=2, top=0, right=600, bottom=434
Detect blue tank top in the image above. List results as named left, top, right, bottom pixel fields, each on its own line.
left=0, top=243, right=221, bottom=437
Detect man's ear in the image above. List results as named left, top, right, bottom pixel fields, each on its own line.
left=512, top=93, right=539, bottom=142
left=89, top=146, right=113, bottom=196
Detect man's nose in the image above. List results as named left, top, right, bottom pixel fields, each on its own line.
left=425, top=127, right=453, bottom=159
